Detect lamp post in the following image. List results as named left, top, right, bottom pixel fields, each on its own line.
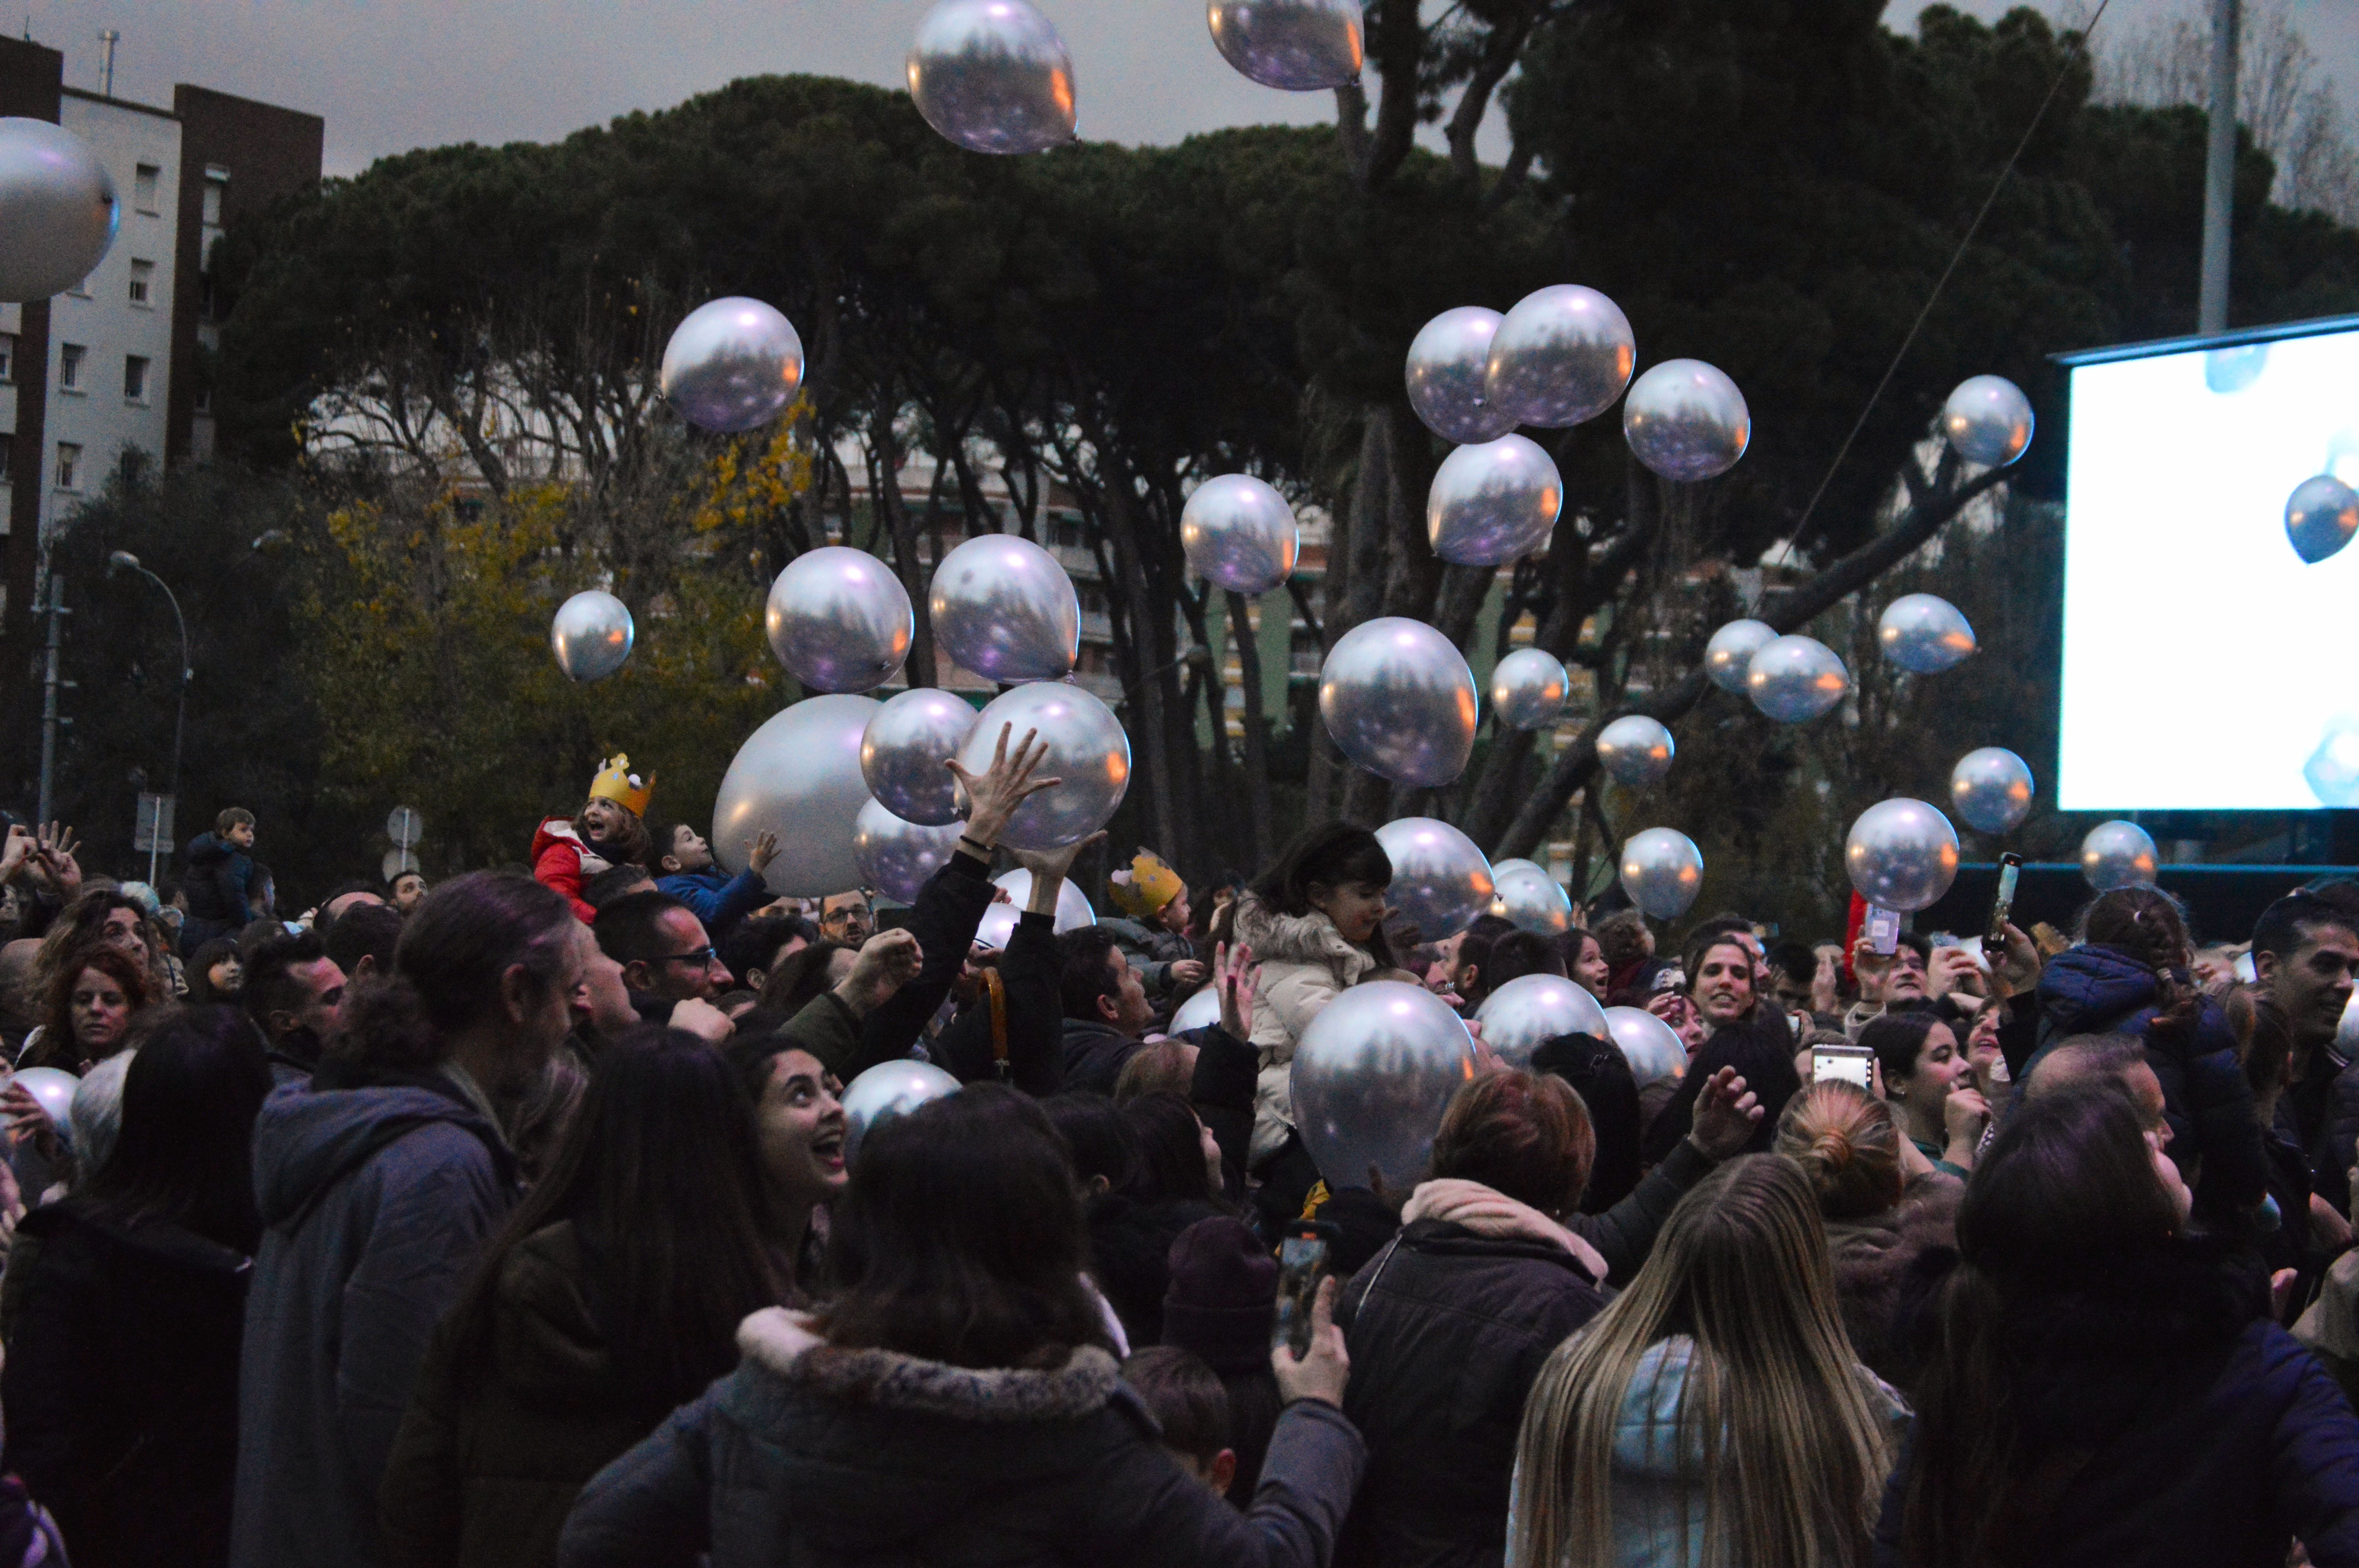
left=108, top=551, right=190, bottom=885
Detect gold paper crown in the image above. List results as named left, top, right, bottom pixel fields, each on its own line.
left=588, top=753, right=653, bottom=818
left=1108, top=849, right=1183, bottom=920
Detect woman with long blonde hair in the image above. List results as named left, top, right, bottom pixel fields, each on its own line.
left=1507, top=1154, right=1906, bottom=1568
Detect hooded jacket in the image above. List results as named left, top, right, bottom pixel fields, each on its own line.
left=231, top=1066, right=519, bottom=1568
left=1234, top=894, right=1378, bottom=1168
left=556, top=1307, right=1367, bottom=1568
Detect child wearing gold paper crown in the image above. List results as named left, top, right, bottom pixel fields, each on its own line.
left=1102, top=848, right=1209, bottom=1009
left=532, top=754, right=655, bottom=923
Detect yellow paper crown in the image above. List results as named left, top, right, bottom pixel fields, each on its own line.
left=588, top=753, right=653, bottom=818
left=1108, top=849, right=1183, bottom=920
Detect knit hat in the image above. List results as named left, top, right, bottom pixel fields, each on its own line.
left=1161, top=1216, right=1276, bottom=1376
left=1109, top=849, right=1185, bottom=922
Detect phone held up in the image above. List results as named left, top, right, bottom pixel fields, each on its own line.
left=1811, top=1042, right=1875, bottom=1088
left=1986, top=852, right=2024, bottom=954
left=1272, top=1218, right=1339, bottom=1359
left=1864, top=904, right=1902, bottom=956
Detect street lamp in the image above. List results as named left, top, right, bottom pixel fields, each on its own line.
left=108, top=551, right=191, bottom=885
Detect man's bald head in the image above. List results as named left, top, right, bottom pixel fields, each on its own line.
left=2028, top=1032, right=2170, bottom=1145
left=0, top=938, right=40, bottom=1016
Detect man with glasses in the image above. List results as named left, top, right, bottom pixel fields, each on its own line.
left=818, top=890, right=873, bottom=946
left=593, top=890, right=734, bottom=1016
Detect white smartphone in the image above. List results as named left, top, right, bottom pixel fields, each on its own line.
left=1812, top=1043, right=1874, bottom=1088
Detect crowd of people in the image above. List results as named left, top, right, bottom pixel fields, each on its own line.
left=2, top=730, right=2359, bottom=1566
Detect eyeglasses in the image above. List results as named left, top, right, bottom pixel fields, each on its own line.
left=820, top=908, right=869, bottom=928
left=657, top=945, right=722, bottom=969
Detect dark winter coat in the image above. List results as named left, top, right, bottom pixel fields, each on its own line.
left=182, top=831, right=255, bottom=946
left=935, top=907, right=1065, bottom=1094
left=1100, top=915, right=1197, bottom=998
left=1085, top=1191, right=1226, bottom=1348
left=1062, top=1016, right=1145, bottom=1097
left=1332, top=1215, right=1607, bottom=1568
left=1, top=1203, right=250, bottom=1568
left=230, top=1063, right=519, bottom=1568
left=1821, top=1175, right=1961, bottom=1389
left=555, top=1307, right=1367, bottom=1568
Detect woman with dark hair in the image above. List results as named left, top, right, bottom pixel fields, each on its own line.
left=182, top=937, right=244, bottom=1004
left=560, top=1083, right=1366, bottom=1567
left=380, top=1027, right=793, bottom=1568
left=1235, top=823, right=1394, bottom=1206
left=28, top=890, right=175, bottom=1008
left=1556, top=927, right=1611, bottom=998
left=1882, top=1085, right=2359, bottom=1567
left=1861, top=1010, right=1987, bottom=1179
left=2, top=1005, right=274, bottom=1567
left=1639, top=1013, right=1801, bottom=1168
left=1682, top=925, right=1762, bottom=1038
left=18, top=944, right=154, bottom=1074
left=1042, top=1092, right=1224, bottom=1347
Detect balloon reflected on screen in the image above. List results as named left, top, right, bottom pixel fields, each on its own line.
left=765, top=546, right=913, bottom=693
left=1490, top=858, right=1572, bottom=935
left=929, top=534, right=1081, bottom=682
left=853, top=800, right=965, bottom=904
left=1844, top=799, right=1961, bottom=913
left=2304, top=715, right=2359, bottom=808
left=2205, top=343, right=2269, bottom=395
left=1877, top=593, right=1977, bottom=675
left=1181, top=474, right=1300, bottom=594
left=907, top=0, right=1078, bottom=154
left=861, top=688, right=980, bottom=827
left=1206, top=0, right=1364, bottom=91
left=1949, top=748, right=2035, bottom=835
left=1291, top=981, right=1475, bottom=1192
left=1426, top=436, right=1563, bottom=566
left=1594, top=715, right=1675, bottom=789
left=1489, top=647, right=1570, bottom=731
left=1623, top=359, right=1749, bottom=481
left=713, top=695, right=881, bottom=897
left=841, top=1059, right=962, bottom=1163
left=1405, top=306, right=1514, bottom=445
left=1473, top=973, right=1609, bottom=1069
left=1704, top=619, right=1776, bottom=695
left=1602, top=1007, right=1688, bottom=1091
left=1319, top=617, right=1479, bottom=788
left=1746, top=634, right=1848, bottom=724
left=2286, top=474, right=2359, bottom=565
left=1483, top=284, right=1636, bottom=430
left=1376, top=817, right=1496, bottom=942
left=0, top=118, right=118, bottom=302
left=551, top=591, right=636, bottom=683
left=660, top=297, right=804, bottom=433
left=2080, top=820, right=2159, bottom=892
left=1618, top=829, right=1703, bottom=922
left=1940, top=374, right=2034, bottom=467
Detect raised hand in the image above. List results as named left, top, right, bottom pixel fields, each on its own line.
left=1212, top=940, right=1259, bottom=1040
left=1271, top=1275, right=1350, bottom=1408
left=1688, top=1066, right=1763, bottom=1161
left=747, top=829, right=780, bottom=875
left=944, top=724, right=1059, bottom=852
left=839, top=927, right=923, bottom=1017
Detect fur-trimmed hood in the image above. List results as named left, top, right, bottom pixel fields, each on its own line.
left=734, top=1308, right=1122, bottom=1423
left=1232, top=893, right=1376, bottom=980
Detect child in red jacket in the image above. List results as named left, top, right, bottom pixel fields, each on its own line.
left=533, top=753, right=654, bottom=922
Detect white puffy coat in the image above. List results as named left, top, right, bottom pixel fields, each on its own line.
left=1232, top=893, right=1378, bottom=1167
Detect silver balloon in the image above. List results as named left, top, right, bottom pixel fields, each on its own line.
left=1595, top=715, right=1675, bottom=789
left=1207, top=0, right=1364, bottom=90
left=1844, top=799, right=1960, bottom=913
left=841, top=1058, right=963, bottom=1163
left=1602, top=1007, right=1688, bottom=1091
left=1474, top=973, right=1610, bottom=1069
left=714, top=694, right=881, bottom=897
left=1319, top=617, right=1479, bottom=787
left=1745, top=634, right=1849, bottom=724
left=853, top=799, right=965, bottom=904
left=929, top=533, right=1080, bottom=682
left=1405, top=307, right=1514, bottom=445
left=2306, top=715, right=2359, bottom=808
left=861, top=688, right=980, bottom=826
left=1169, top=986, right=1223, bottom=1034
left=991, top=868, right=1096, bottom=933
left=1877, top=593, right=1977, bottom=675
left=2286, top=474, right=2359, bottom=565
left=1426, top=436, right=1564, bottom=566
left=0, top=118, right=117, bottom=302
left=659, top=297, right=805, bottom=434
left=1291, top=980, right=1475, bottom=1191
left=906, top=0, right=1077, bottom=154
left=1703, top=619, right=1776, bottom=695
left=1623, top=358, right=1750, bottom=482
left=974, top=900, right=1021, bottom=952
left=1941, top=375, right=2034, bottom=467
left=766, top=546, right=912, bottom=693
left=1181, top=474, right=1300, bottom=594
left=1489, top=647, right=1569, bottom=731
left=1617, top=829, right=1703, bottom=922
left=1949, top=747, right=2036, bottom=835
left=1376, top=817, right=1496, bottom=942
left=550, top=590, right=636, bottom=683
left=952, top=683, right=1129, bottom=849
left=1490, top=858, right=1572, bottom=935
left=9, top=1067, right=77, bottom=1136
left=2080, top=820, right=2159, bottom=892
left=1483, top=284, right=1637, bottom=430
left=2337, top=987, right=2359, bottom=1062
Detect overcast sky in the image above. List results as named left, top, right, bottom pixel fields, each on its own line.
left=20, top=0, right=2359, bottom=178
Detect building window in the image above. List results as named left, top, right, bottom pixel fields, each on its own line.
left=0, top=433, right=12, bottom=482
left=128, top=260, right=153, bottom=305
left=124, top=354, right=149, bottom=401
left=55, top=443, right=80, bottom=491
left=133, top=163, right=160, bottom=213
left=202, top=172, right=227, bottom=226
left=58, top=344, right=84, bottom=391
left=0, top=334, right=12, bottom=383
left=119, top=448, right=148, bottom=486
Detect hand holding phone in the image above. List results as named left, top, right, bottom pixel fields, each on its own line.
left=1272, top=1221, right=1336, bottom=1359
left=1270, top=1274, right=1350, bottom=1408
left=1811, top=1044, right=1874, bottom=1088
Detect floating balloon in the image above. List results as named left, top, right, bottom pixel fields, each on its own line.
left=861, top=688, right=979, bottom=826
left=8, top=1067, right=76, bottom=1138
left=1602, top=1007, right=1688, bottom=1090
left=1376, top=817, right=1496, bottom=942
left=2286, top=475, right=2359, bottom=565
left=0, top=118, right=117, bottom=302
left=1845, top=799, right=1960, bottom=913
left=1949, top=748, right=2035, bottom=835
left=2207, top=344, right=2268, bottom=394
left=2080, top=820, right=2159, bottom=892
left=2339, top=987, right=2359, bottom=1062
left=929, top=533, right=1080, bottom=682
left=765, top=546, right=912, bottom=693
left=550, top=591, right=635, bottom=683
left=1745, top=634, right=1848, bottom=724
left=1940, top=375, right=2034, bottom=467
left=1595, top=715, right=1675, bottom=789
left=1489, top=647, right=1569, bottom=731
left=2306, top=715, right=2359, bottom=808
left=1474, top=974, right=1610, bottom=1069
left=1182, top=474, right=1299, bottom=594
left=1483, top=284, right=1637, bottom=430
left=1168, top=986, right=1224, bottom=1034
left=1405, top=307, right=1514, bottom=445
left=952, top=682, right=1129, bottom=849
left=1426, top=435, right=1563, bottom=566
left=1290, top=980, right=1475, bottom=1191
left=1704, top=619, right=1776, bottom=695
left=974, top=900, right=1021, bottom=951
left=1618, top=828, right=1703, bottom=922
left=1490, top=858, right=1572, bottom=935
left=1623, top=359, right=1750, bottom=482
left=714, top=694, right=881, bottom=897
left=1319, top=617, right=1479, bottom=788
left=1207, top=0, right=1364, bottom=89
left=853, top=799, right=966, bottom=903
left=841, top=1059, right=962, bottom=1163
left=906, top=0, right=1077, bottom=154
left=992, top=867, right=1097, bottom=933
left=660, top=297, right=804, bottom=433
left=1877, top=593, right=1977, bottom=675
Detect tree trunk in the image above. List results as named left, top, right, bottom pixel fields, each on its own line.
left=869, top=398, right=936, bottom=688
left=1227, top=589, right=1277, bottom=871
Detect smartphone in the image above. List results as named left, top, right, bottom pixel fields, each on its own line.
left=1812, top=1043, right=1875, bottom=1088
left=1272, top=1219, right=1339, bottom=1358
left=1986, top=853, right=2023, bottom=953
left=1865, top=905, right=1901, bottom=956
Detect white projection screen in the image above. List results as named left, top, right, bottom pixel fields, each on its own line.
left=2059, top=321, right=2359, bottom=811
